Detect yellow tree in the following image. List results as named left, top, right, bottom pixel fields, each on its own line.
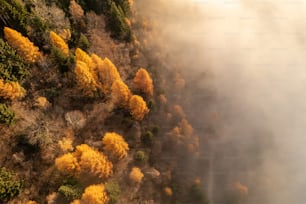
left=111, top=79, right=131, bottom=107
left=72, top=184, right=109, bottom=204
left=50, top=31, right=69, bottom=56
left=55, top=153, right=80, bottom=175
left=129, top=95, right=149, bottom=120
left=0, top=79, right=26, bottom=100
left=129, top=167, right=144, bottom=183
left=74, top=144, right=113, bottom=179
left=4, top=27, right=41, bottom=63
left=133, top=68, right=153, bottom=96
left=95, top=57, right=121, bottom=94
left=102, top=132, right=129, bottom=159
left=75, top=48, right=93, bottom=69
left=74, top=60, right=97, bottom=96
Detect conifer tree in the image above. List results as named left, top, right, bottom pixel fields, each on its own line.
left=129, top=95, right=149, bottom=120
left=102, top=132, right=129, bottom=159
left=4, top=27, right=41, bottom=63
left=133, top=68, right=153, bottom=96
left=111, top=79, right=131, bottom=107
left=72, top=184, right=109, bottom=204
left=50, top=31, right=69, bottom=56
left=0, top=79, right=26, bottom=100
left=74, top=60, right=97, bottom=96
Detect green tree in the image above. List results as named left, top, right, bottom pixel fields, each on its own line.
left=0, top=167, right=23, bottom=202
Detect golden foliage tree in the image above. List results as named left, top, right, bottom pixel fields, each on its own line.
left=102, top=132, right=129, bottom=159
left=0, top=79, right=26, bottom=100
left=111, top=79, right=131, bottom=107
left=95, top=57, right=121, bottom=94
left=55, top=153, right=80, bottom=175
left=129, top=167, right=144, bottom=183
left=74, top=60, right=97, bottom=96
left=75, top=48, right=93, bottom=69
left=74, top=144, right=113, bottom=179
left=50, top=31, right=69, bottom=56
left=4, top=27, right=41, bottom=63
left=129, top=95, right=149, bottom=120
left=133, top=68, right=153, bottom=96
left=72, top=184, right=109, bottom=204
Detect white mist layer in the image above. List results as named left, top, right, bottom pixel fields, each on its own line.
left=136, top=0, right=306, bottom=203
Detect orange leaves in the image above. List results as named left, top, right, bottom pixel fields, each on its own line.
left=129, top=95, right=149, bottom=120
left=111, top=80, right=131, bottom=107
left=74, top=144, right=113, bottom=179
left=55, top=144, right=113, bottom=179
left=4, top=27, right=41, bottom=63
left=55, top=153, right=80, bottom=175
left=72, top=184, right=109, bottom=204
left=129, top=167, right=144, bottom=183
left=102, top=132, right=129, bottom=159
left=74, top=60, right=97, bottom=96
left=96, top=57, right=121, bottom=94
left=50, top=31, right=69, bottom=56
left=0, top=79, right=26, bottom=100
left=133, top=68, right=153, bottom=96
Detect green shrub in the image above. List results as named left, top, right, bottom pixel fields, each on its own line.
left=105, top=181, right=121, bottom=204
left=0, top=0, right=29, bottom=35
left=0, top=167, right=23, bottom=202
left=78, top=33, right=90, bottom=50
left=0, top=104, right=15, bottom=125
left=107, top=1, right=132, bottom=41
left=134, top=150, right=148, bottom=164
left=50, top=47, right=75, bottom=73
left=0, top=39, right=29, bottom=82
left=58, top=184, right=82, bottom=201
left=141, top=131, right=154, bottom=147
left=151, top=125, right=160, bottom=136
left=0, top=0, right=49, bottom=47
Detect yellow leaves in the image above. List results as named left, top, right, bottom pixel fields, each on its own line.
left=75, top=48, right=93, bottom=68
left=74, top=60, right=97, bottom=96
left=164, top=187, right=173, bottom=196
left=129, top=95, right=149, bottom=120
left=72, top=184, right=109, bottom=204
left=96, top=57, right=121, bottom=94
left=133, top=68, right=153, bottom=96
left=55, top=144, right=113, bottom=179
left=4, top=27, right=41, bottom=63
left=34, top=96, right=49, bottom=108
left=0, top=79, right=26, bottom=100
left=50, top=31, right=69, bottom=56
left=102, top=132, right=129, bottom=159
left=111, top=80, right=131, bottom=107
left=74, top=144, right=113, bottom=179
left=58, top=137, right=74, bottom=152
left=55, top=153, right=80, bottom=175
left=129, top=167, right=144, bottom=183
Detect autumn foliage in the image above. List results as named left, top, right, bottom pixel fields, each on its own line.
left=55, top=144, right=113, bottom=179
left=72, top=184, right=109, bottom=204
left=55, top=153, right=80, bottom=175
left=0, top=79, right=26, bottom=100
left=4, top=27, right=41, bottom=63
left=133, top=68, right=153, bottom=96
left=129, top=95, right=149, bottom=120
left=50, top=31, right=69, bottom=56
left=102, top=132, right=129, bottom=159
left=95, top=57, right=121, bottom=94
left=74, top=60, right=97, bottom=96
left=111, top=80, right=131, bottom=107
left=129, top=167, right=144, bottom=183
